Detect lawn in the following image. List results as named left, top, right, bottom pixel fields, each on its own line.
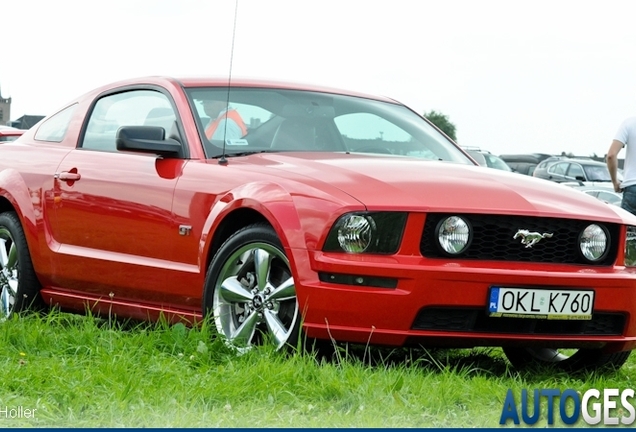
left=0, top=311, right=634, bottom=428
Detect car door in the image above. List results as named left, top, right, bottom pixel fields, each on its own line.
left=566, top=162, right=586, bottom=182
left=49, top=89, right=189, bottom=305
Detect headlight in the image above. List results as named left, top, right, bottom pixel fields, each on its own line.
left=579, top=224, right=609, bottom=262
left=337, top=214, right=375, bottom=253
left=323, top=212, right=407, bottom=254
left=625, top=226, right=636, bottom=266
left=436, top=216, right=471, bottom=255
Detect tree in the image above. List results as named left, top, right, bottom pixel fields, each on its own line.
left=423, top=110, right=457, bottom=142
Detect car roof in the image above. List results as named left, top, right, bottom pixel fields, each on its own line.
left=85, top=76, right=399, bottom=105
left=547, top=158, right=605, bottom=166
left=499, top=153, right=552, bottom=163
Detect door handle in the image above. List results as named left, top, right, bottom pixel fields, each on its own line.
left=54, top=172, right=82, bottom=181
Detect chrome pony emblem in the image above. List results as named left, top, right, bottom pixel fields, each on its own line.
left=513, top=229, right=553, bottom=248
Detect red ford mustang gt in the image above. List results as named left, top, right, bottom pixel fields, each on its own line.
left=1, top=76, right=636, bottom=373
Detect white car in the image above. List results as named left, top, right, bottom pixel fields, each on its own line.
left=566, top=184, right=622, bottom=206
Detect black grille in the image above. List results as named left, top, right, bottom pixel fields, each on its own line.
left=412, top=307, right=625, bottom=336
left=421, top=214, right=619, bottom=265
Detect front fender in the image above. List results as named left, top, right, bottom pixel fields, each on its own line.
left=200, top=180, right=364, bottom=273
left=202, top=181, right=304, bottom=255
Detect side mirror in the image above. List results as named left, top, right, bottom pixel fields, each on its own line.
left=116, top=126, right=182, bottom=157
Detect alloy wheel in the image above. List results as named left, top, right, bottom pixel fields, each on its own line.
left=213, top=241, right=299, bottom=351
left=0, top=227, right=18, bottom=318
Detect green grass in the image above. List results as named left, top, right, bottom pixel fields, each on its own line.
left=0, top=310, right=635, bottom=427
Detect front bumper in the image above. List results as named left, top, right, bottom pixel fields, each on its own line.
left=293, top=249, right=636, bottom=354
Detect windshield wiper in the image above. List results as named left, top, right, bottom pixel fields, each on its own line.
left=212, top=150, right=279, bottom=159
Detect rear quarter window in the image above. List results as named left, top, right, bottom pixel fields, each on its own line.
left=34, top=104, right=78, bottom=142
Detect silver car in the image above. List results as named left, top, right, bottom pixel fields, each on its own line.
left=533, top=157, right=620, bottom=186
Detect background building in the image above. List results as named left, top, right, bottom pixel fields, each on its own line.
left=0, top=84, right=45, bottom=128
left=9, top=115, right=45, bottom=129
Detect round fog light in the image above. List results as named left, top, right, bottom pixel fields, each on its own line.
left=579, top=224, right=608, bottom=262
left=437, top=216, right=471, bottom=255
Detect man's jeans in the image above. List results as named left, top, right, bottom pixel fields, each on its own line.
left=622, top=185, right=636, bottom=215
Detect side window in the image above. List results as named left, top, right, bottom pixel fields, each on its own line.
left=34, top=104, right=78, bottom=142
left=335, top=113, right=437, bottom=159
left=82, top=90, right=176, bottom=152
left=567, top=163, right=585, bottom=179
left=548, top=162, right=567, bottom=176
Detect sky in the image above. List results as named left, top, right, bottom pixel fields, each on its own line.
left=3, top=0, right=636, bottom=158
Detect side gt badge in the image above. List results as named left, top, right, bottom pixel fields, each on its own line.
left=513, top=229, right=553, bottom=248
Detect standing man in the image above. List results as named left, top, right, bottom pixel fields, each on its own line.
left=607, top=116, right=636, bottom=214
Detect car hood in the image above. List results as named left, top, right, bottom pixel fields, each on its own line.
left=235, top=153, right=634, bottom=223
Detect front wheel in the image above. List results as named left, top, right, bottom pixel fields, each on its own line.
left=203, top=223, right=300, bottom=352
left=503, top=347, right=631, bottom=373
left=0, top=211, right=42, bottom=319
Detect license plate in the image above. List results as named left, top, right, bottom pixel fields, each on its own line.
left=488, top=287, right=594, bottom=320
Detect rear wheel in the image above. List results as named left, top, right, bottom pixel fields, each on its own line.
left=503, top=347, right=631, bottom=373
left=0, top=211, right=42, bottom=319
left=203, top=223, right=300, bottom=352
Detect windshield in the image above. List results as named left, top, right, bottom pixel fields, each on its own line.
left=484, top=154, right=512, bottom=171
left=583, top=164, right=616, bottom=182
left=186, top=87, right=473, bottom=164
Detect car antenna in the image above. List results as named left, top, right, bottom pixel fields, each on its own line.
left=218, top=0, right=240, bottom=166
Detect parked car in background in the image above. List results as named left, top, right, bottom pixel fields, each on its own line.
left=2, top=76, right=636, bottom=374
left=463, top=147, right=512, bottom=172
left=0, top=126, right=25, bottom=142
left=567, top=184, right=623, bottom=207
left=533, top=158, right=620, bottom=186
left=499, top=153, right=552, bottom=176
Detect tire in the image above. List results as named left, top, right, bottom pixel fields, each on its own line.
left=0, top=211, right=42, bottom=319
left=503, top=347, right=631, bottom=373
left=203, top=223, right=300, bottom=352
